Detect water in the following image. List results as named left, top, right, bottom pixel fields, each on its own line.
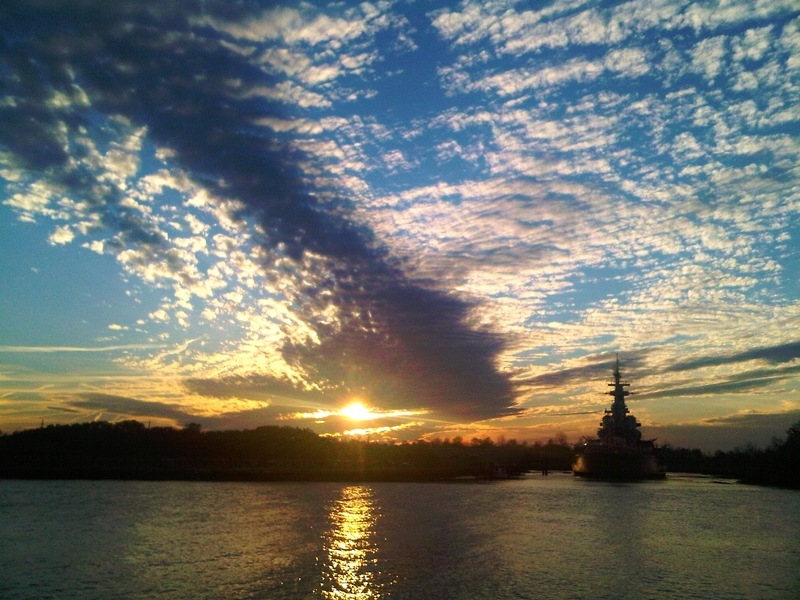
left=1, top=474, right=798, bottom=599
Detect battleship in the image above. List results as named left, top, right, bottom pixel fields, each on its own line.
left=573, top=356, right=666, bottom=479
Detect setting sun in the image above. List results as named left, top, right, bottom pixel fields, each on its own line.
left=340, top=401, right=373, bottom=421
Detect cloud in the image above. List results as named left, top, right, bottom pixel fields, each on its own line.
left=0, top=344, right=165, bottom=353
left=47, top=405, right=82, bottom=414
left=184, top=373, right=322, bottom=403
left=1, top=0, right=516, bottom=422
left=197, top=1, right=410, bottom=110
left=639, top=362, right=800, bottom=400
left=516, top=350, right=656, bottom=388
left=431, top=0, right=797, bottom=56
left=48, top=225, right=75, bottom=245
left=71, top=393, right=195, bottom=422
left=518, top=358, right=615, bottom=389
left=668, top=341, right=800, bottom=371
left=702, top=409, right=800, bottom=429
left=457, top=46, right=650, bottom=98
left=68, top=392, right=353, bottom=432
left=3, top=0, right=800, bottom=444
left=649, top=409, right=800, bottom=451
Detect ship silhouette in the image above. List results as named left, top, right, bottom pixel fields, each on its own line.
left=572, top=355, right=666, bottom=479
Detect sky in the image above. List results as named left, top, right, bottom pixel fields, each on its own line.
left=1, top=0, right=799, bottom=452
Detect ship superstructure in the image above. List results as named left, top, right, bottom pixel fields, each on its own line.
left=598, top=357, right=641, bottom=446
left=572, top=355, right=665, bottom=479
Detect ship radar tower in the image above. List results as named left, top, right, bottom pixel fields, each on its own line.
left=598, top=354, right=642, bottom=445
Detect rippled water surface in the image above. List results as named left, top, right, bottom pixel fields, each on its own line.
left=2, top=474, right=799, bottom=599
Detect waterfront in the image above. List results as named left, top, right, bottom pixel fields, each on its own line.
left=2, top=474, right=798, bottom=599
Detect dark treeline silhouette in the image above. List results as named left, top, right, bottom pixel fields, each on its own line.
left=0, top=421, right=572, bottom=481
left=657, top=419, right=800, bottom=489
left=2, top=420, right=797, bottom=487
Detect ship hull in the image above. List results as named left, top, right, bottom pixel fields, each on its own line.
left=572, top=446, right=665, bottom=480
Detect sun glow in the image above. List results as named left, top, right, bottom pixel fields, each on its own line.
left=340, top=401, right=374, bottom=421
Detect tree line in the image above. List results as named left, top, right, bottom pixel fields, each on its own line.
left=656, top=420, right=800, bottom=488
left=1, top=419, right=797, bottom=487
left=0, top=421, right=572, bottom=481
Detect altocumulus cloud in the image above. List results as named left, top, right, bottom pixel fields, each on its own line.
left=0, top=1, right=516, bottom=421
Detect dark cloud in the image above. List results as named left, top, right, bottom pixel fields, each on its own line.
left=71, top=392, right=311, bottom=431
left=283, top=281, right=516, bottom=419
left=517, top=351, right=650, bottom=388
left=667, top=341, right=800, bottom=372
left=0, top=391, right=47, bottom=402
left=1, top=1, right=515, bottom=421
left=184, top=373, right=326, bottom=402
left=702, top=410, right=800, bottom=429
left=638, top=363, right=800, bottom=400
left=639, top=379, right=772, bottom=399
left=519, top=347, right=800, bottom=404
left=47, top=405, right=81, bottom=414
left=0, top=2, right=168, bottom=249
left=187, top=293, right=517, bottom=420
left=648, top=410, right=800, bottom=452
left=519, top=361, right=610, bottom=388
left=72, top=393, right=194, bottom=422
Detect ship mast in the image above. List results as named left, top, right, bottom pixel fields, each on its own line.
left=608, top=354, right=630, bottom=425
left=598, top=354, right=642, bottom=445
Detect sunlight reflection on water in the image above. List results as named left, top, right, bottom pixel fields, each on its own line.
left=320, top=485, right=387, bottom=599
left=1, top=477, right=799, bottom=599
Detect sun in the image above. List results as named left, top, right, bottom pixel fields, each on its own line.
left=339, top=401, right=374, bottom=421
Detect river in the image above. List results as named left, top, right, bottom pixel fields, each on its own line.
left=1, top=473, right=798, bottom=599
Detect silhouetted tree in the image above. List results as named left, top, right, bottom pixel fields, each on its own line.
left=1, top=420, right=795, bottom=485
